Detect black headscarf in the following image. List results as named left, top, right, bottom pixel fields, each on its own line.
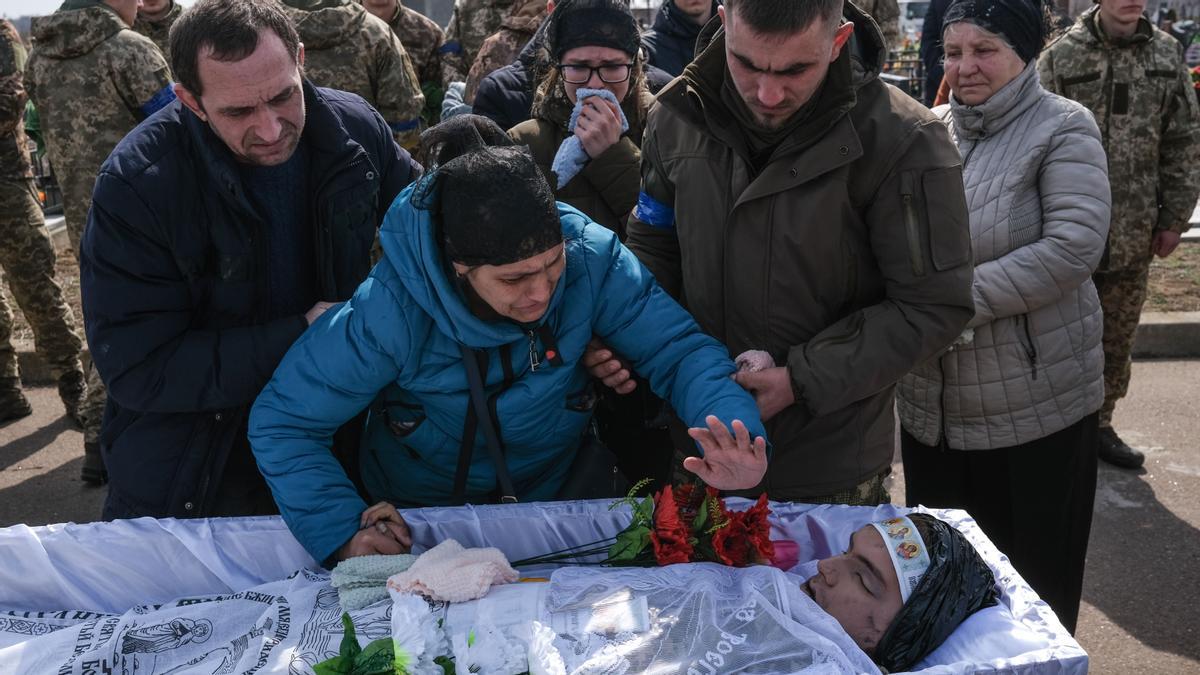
left=545, top=0, right=642, bottom=61
left=942, top=0, right=1046, bottom=64
left=873, top=514, right=999, bottom=672
left=414, top=115, right=561, bottom=267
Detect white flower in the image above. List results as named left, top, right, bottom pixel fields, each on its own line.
left=389, top=589, right=448, bottom=674
left=527, top=621, right=566, bottom=675
left=450, top=620, right=528, bottom=675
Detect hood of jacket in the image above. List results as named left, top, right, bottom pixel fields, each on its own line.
left=31, top=3, right=126, bottom=60
left=500, top=0, right=548, bottom=33
left=653, top=0, right=715, bottom=41
left=947, top=60, right=1043, bottom=140
left=378, top=182, right=571, bottom=349
left=516, top=12, right=550, bottom=68
left=284, top=0, right=367, bottom=50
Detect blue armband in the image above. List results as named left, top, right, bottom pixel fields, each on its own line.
left=139, top=84, right=177, bottom=118
left=438, top=41, right=463, bottom=55
left=635, top=191, right=676, bottom=229
left=388, top=118, right=420, bottom=134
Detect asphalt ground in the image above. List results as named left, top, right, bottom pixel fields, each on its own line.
left=1, top=359, right=1197, bottom=673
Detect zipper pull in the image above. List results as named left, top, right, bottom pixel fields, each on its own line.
left=527, top=331, right=541, bottom=372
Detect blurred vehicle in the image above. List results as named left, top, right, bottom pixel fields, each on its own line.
left=24, top=100, right=62, bottom=216
left=899, top=0, right=930, bottom=46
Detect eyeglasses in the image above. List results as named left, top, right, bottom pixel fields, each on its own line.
left=557, top=63, right=634, bottom=84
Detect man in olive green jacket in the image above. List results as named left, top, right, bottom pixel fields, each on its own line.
left=597, top=0, right=974, bottom=504
left=132, top=0, right=184, bottom=56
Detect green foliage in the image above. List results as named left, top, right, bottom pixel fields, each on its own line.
left=607, top=524, right=650, bottom=562
left=313, top=613, right=405, bottom=675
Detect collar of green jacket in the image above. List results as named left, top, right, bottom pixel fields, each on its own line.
left=282, top=0, right=368, bottom=50
left=677, top=3, right=885, bottom=163
left=385, top=1, right=403, bottom=26
left=139, top=1, right=183, bottom=28
left=1077, top=5, right=1153, bottom=47
left=32, top=3, right=127, bottom=59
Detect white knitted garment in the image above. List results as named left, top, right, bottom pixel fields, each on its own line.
left=735, top=350, right=775, bottom=373
left=386, top=539, right=518, bottom=602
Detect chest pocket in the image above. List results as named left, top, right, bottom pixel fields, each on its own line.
left=1143, top=68, right=1182, bottom=120
left=1058, top=71, right=1104, bottom=112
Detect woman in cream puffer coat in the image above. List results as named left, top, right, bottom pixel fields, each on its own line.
left=895, top=0, right=1110, bottom=636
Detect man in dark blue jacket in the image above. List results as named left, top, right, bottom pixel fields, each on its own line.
left=641, top=0, right=718, bottom=76
left=80, top=0, right=420, bottom=520
left=920, top=0, right=951, bottom=106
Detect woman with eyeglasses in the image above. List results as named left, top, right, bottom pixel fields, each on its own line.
left=508, top=0, right=651, bottom=237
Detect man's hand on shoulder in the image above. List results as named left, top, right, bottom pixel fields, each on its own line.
left=305, top=301, right=338, bottom=326
left=583, top=337, right=636, bottom=394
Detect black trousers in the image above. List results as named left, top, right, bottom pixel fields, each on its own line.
left=901, top=412, right=1099, bottom=634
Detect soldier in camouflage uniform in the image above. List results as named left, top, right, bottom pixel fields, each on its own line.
left=0, top=19, right=87, bottom=427
left=1039, top=0, right=1200, bottom=469
left=281, top=0, right=425, bottom=150
left=132, top=0, right=185, bottom=58
left=463, top=0, right=547, bottom=104
left=25, top=0, right=176, bottom=484
left=360, top=0, right=447, bottom=127
left=859, top=0, right=900, bottom=51
left=440, top=0, right=516, bottom=87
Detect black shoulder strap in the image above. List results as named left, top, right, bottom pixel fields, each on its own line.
left=453, top=344, right=518, bottom=503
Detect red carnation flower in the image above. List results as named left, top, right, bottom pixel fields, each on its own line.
left=711, top=495, right=775, bottom=567
left=650, top=485, right=694, bottom=565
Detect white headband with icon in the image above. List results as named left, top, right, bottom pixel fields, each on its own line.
left=870, top=516, right=932, bottom=603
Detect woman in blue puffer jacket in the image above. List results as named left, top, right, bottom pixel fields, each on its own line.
left=249, top=116, right=767, bottom=565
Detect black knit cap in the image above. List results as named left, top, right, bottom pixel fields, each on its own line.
left=942, top=0, right=1046, bottom=63
left=545, top=0, right=642, bottom=61
left=873, top=514, right=999, bottom=672
left=414, top=115, right=562, bottom=267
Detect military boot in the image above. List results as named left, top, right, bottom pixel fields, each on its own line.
left=1098, top=426, right=1145, bottom=469
left=81, top=441, right=107, bottom=486
left=57, top=368, right=87, bottom=428
left=0, top=379, right=32, bottom=424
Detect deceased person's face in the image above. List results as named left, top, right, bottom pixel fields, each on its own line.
left=802, top=525, right=905, bottom=655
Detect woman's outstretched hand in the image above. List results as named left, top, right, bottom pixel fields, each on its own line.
left=683, top=416, right=768, bottom=490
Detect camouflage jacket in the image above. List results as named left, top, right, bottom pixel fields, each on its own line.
left=25, top=3, right=173, bottom=229
left=384, top=2, right=446, bottom=125
left=283, top=0, right=425, bottom=150
left=1, top=20, right=33, bottom=180
left=132, top=1, right=184, bottom=59
left=385, top=3, right=444, bottom=86
left=440, top=0, right=515, bottom=87
left=463, top=0, right=546, bottom=103
left=1040, top=6, right=1200, bottom=269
